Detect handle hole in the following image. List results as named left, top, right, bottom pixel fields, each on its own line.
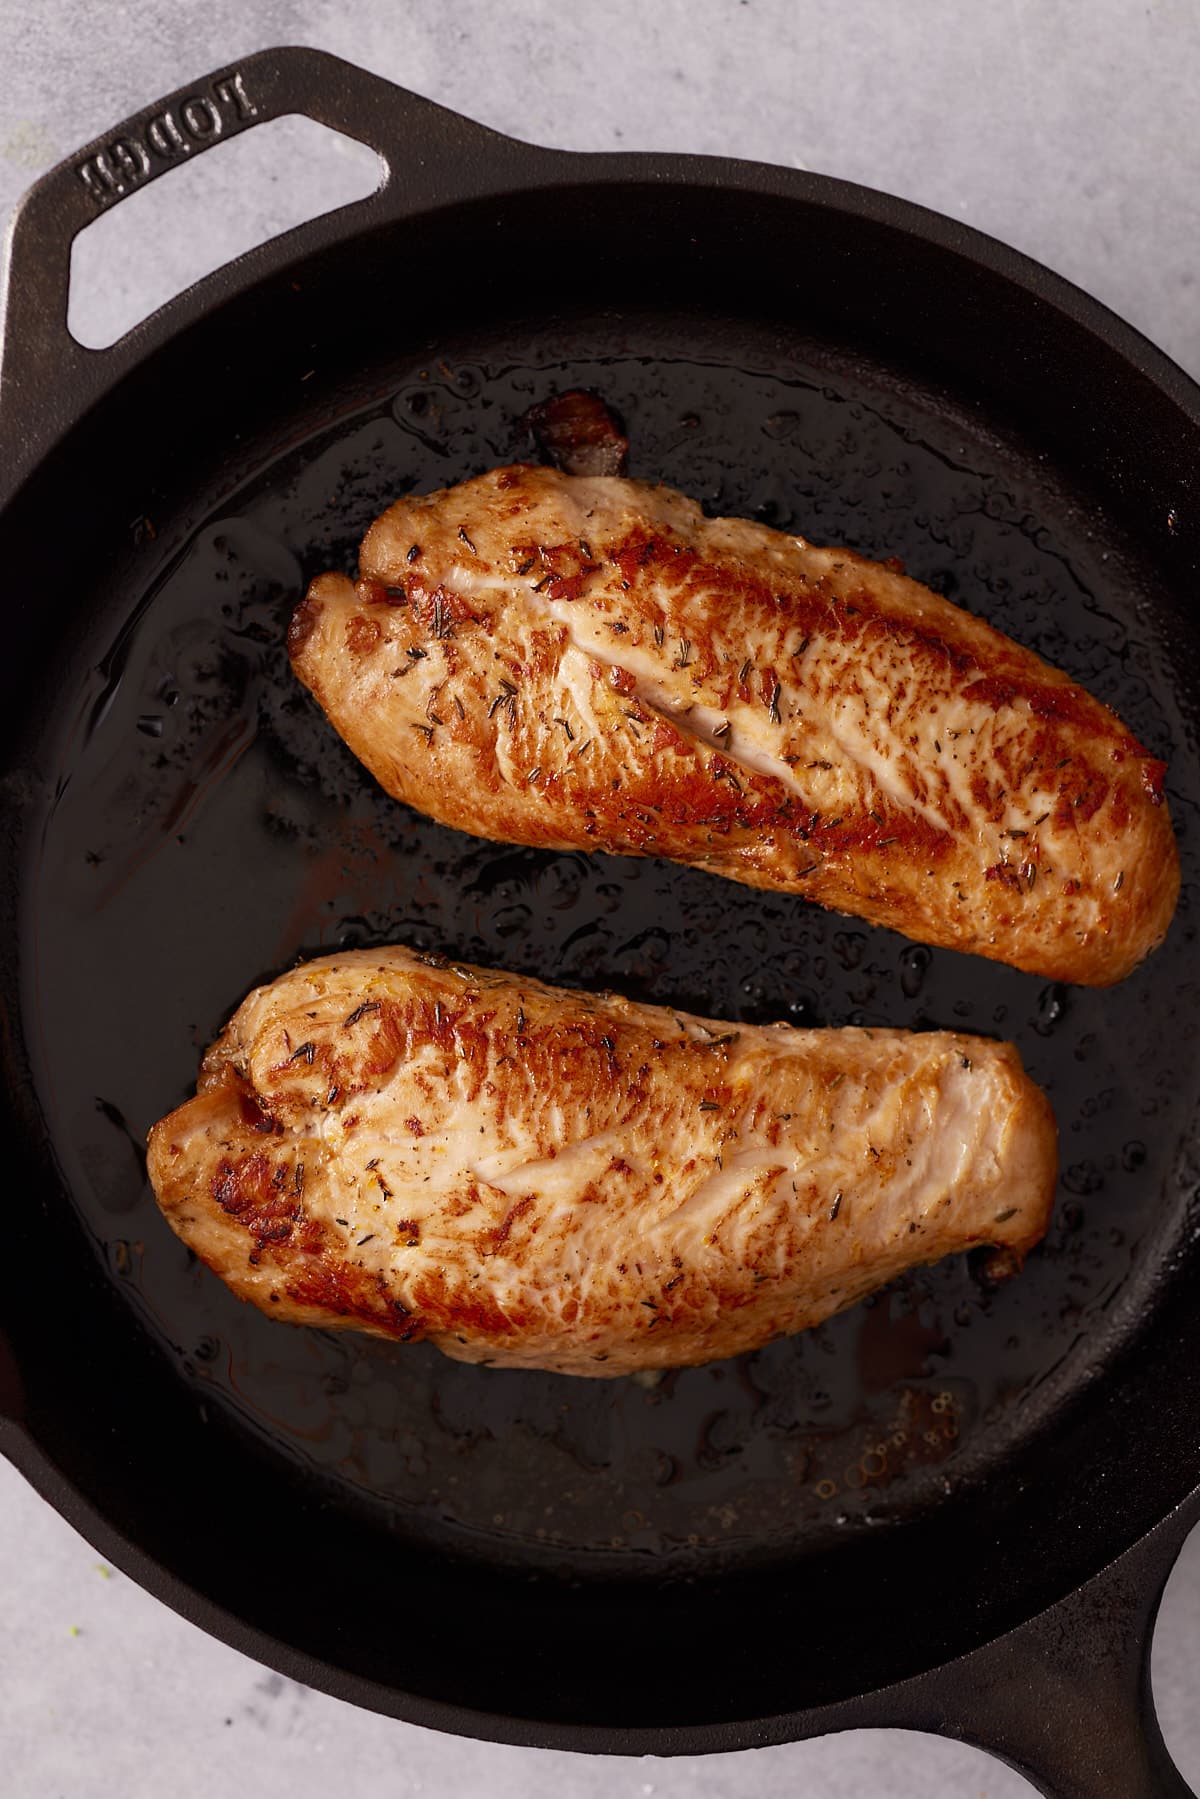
left=67, top=114, right=383, bottom=349
left=1152, top=1515, right=1200, bottom=1791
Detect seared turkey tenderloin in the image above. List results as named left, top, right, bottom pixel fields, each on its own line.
left=147, top=947, right=1056, bottom=1376
left=290, top=467, right=1177, bottom=985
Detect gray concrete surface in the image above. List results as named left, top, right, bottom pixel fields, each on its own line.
left=2, top=2, right=1199, bottom=1793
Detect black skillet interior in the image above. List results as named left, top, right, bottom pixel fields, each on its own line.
left=4, top=146, right=1200, bottom=1745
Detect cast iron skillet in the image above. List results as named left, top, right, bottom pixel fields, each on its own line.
left=2, top=47, right=1199, bottom=1798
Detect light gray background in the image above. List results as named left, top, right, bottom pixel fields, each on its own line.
left=2, top=2, right=1198, bottom=1793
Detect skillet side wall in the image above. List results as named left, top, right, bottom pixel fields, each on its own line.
left=2, top=178, right=1200, bottom=1735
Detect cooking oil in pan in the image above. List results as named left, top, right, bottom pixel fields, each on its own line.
left=24, top=327, right=1200, bottom=1567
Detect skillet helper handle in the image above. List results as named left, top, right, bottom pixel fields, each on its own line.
left=0, top=45, right=521, bottom=457
left=871, top=1495, right=1200, bottom=1798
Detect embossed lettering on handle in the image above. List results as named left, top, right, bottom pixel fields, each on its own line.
left=76, top=71, right=259, bottom=206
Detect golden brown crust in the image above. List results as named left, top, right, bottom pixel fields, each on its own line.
left=147, top=947, right=1057, bottom=1376
left=290, top=467, right=1179, bottom=985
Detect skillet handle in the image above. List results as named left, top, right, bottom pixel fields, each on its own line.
left=867, top=1492, right=1200, bottom=1798
left=0, top=46, right=532, bottom=465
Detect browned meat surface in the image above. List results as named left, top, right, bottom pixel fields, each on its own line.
left=289, top=466, right=1178, bottom=985
left=524, top=388, right=628, bottom=475
left=147, top=947, right=1057, bottom=1377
